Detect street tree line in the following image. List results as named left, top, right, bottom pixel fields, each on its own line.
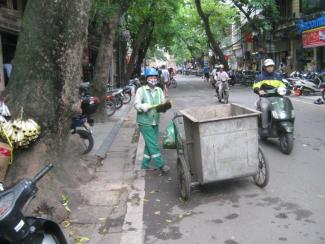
left=1, top=0, right=280, bottom=192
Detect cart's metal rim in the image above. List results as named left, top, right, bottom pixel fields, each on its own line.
left=179, top=103, right=261, bottom=124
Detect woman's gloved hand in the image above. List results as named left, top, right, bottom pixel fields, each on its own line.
left=138, top=103, right=151, bottom=112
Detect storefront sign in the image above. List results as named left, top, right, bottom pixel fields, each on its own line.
left=302, top=27, right=325, bottom=48
left=298, top=15, right=325, bottom=33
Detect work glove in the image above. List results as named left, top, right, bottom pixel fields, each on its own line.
left=138, top=103, right=150, bottom=112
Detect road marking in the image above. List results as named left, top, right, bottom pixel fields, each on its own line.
left=291, top=97, right=324, bottom=107
left=120, top=135, right=145, bottom=244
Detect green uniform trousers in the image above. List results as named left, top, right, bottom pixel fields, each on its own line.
left=138, top=124, right=165, bottom=169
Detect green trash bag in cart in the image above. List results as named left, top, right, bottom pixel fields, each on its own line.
left=163, top=121, right=177, bottom=149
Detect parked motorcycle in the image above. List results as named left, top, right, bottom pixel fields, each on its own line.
left=288, top=71, right=323, bottom=96
left=105, top=94, right=117, bottom=117
left=121, top=86, right=132, bottom=104
left=128, top=77, right=141, bottom=93
left=0, top=164, right=68, bottom=244
left=71, top=114, right=94, bottom=154
left=107, top=85, right=124, bottom=110
left=257, top=87, right=295, bottom=155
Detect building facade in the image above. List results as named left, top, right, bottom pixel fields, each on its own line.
left=0, top=0, right=26, bottom=90
left=222, top=0, right=325, bottom=72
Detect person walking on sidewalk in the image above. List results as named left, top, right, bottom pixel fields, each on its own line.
left=134, top=67, right=170, bottom=173
left=161, top=65, right=170, bottom=97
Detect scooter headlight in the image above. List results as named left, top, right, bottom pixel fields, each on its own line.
left=277, top=87, right=287, bottom=96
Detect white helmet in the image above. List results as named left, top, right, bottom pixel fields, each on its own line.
left=264, top=59, right=275, bottom=67
left=219, top=64, right=224, bottom=69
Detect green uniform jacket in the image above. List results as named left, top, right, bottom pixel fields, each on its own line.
left=136, top=85, right=164, bottom=126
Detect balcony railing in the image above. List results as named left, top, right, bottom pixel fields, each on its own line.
left=0, top=7, right=22, bottom=33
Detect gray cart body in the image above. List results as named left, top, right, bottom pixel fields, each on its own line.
left=176, top=103, right=261, bottom=184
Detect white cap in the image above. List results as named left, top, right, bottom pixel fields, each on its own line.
left=219, top=64, right=224, bottom=69
left=264, top=59, right=275, bottom=67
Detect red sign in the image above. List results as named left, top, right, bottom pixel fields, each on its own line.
left=302, top=27, right=325, bottom=48
left=245, top=33, right=253, bottom=43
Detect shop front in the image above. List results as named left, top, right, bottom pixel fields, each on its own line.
left=298, top=15, right=325, bottom=71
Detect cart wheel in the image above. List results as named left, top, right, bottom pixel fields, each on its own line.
left=177, top=156, right=191, bottom=200
left=253, top=147, right=269, bottom=188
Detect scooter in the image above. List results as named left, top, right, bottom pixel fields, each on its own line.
left=257, top=87, right=295, bottom=155
left=0, top=164, right=68, bottom=243
left=106, top=85, right=124, bottom=110
left=216, top=81, right=229, bottom=104
left=71, top=114, right=94, bottom=154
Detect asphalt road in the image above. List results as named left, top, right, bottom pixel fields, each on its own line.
left=142, top=75, right=325, bottom=244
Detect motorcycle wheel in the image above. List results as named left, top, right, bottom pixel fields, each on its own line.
left=279, top=133, right=294, bottom=155
left=76, top=129, right=94, bottom=154
left=223, top=90, right=229, bottom=104
left=301, top=89, right=311, bottom=96
left=114, top=96, right=123, bottom=109
left=106, top=100, right=116, bottom=117
left=172, top=79, right=177, bottom=88
left=122, top=92, right=132, bottom=104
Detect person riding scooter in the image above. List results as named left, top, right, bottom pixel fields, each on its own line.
left=253, top=59, right=286, bottom=136
left=216, top=64, right=230, bottom=103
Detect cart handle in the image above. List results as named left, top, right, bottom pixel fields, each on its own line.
left=172, top=112, right=183, bottom=122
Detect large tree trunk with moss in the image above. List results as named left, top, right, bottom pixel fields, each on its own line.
left=2, top=0, right=92, bottom=222
left=195, top=0, right=229, bottom=70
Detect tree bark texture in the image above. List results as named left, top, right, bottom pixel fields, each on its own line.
left=133, top=26, right=154, bottom=77
left=92, top=16, right=120, bottom=120
left=92, top=0, right=132, bottom=120
left=5, top=0, right=92, bottom=148
left=1, top=0, right=92, bottom=222
left=125, top=19, right=154, bottom=82
left=195, top=0, right=229, bottom=70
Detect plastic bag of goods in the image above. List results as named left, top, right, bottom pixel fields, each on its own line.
left=163, top=121, right=176, bottom=149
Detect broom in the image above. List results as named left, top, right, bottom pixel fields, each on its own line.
left=151, top=100, right=172, bottom=113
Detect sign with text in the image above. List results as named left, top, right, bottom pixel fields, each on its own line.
left=302, top=27, right=325, bottom=48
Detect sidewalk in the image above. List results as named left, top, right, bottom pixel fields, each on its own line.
left=66, top=102, right=140, bottom=243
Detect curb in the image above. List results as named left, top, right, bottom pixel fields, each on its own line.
left=120, top=133, right=146, bottom=244
left=95, top=103, right=133, bottom=159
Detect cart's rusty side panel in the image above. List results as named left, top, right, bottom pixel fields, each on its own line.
left=199, top=116, right=258, bottom=183
left=181, top=104, right=260, bottom=184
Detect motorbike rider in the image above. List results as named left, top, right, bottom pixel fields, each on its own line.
left=211, top=64, right=218, bottom=87
left=216, top=64, right=230, bottom=101
left=253, top=59, right=286, bottom=135
left=134, top=67, right=170, bottom=173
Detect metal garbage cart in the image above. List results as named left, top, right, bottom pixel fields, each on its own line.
left=172, top=103, right=269, bottom=200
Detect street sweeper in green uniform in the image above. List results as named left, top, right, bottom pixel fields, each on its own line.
left=134, top=67, right=172, bottom=173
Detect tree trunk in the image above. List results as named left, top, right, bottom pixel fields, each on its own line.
left=92, top=1, right=132, bottom=121
left=125, top=19, right=154, bottom=82
left=194, top=0, right=229, bottom=70
left=2, top=0, right=92, bottom=221
left=92, top=16, right=120, bottom=121
left=133, top=27, right=154, bottom=78
left=5, top=0, right=91, bottom=145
